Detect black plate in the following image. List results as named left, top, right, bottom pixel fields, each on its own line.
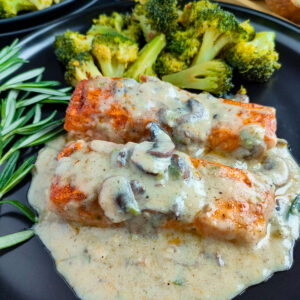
left=0, top=1, right=300, bottom=299
left=0, top=0, right=76, bottom=25
left=0, top=0, right=99, bottom=44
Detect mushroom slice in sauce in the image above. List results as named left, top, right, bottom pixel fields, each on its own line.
left=131, top=142, right=172, bottom=175
left=98, top=176, right=140, bottom=223
left=262, top=155, right=290, bottom=186
left=147, top=122, right=175, bottom=157
left=131, top=123, right=175, bottom=175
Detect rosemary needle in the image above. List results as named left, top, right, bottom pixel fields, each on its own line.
left=0, top=39, right=71, bottom=250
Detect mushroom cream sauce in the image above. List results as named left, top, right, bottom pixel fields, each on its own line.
left=28, top=89, right=300, bottom=300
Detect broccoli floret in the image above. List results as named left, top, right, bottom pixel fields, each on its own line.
left=143, top=0, right=179, bottom=33
left=240, top=20, right=256, bottom=41
left=167, top=28, right=200, bottom=64
left=184, top=8, right=245, bottom=65
left=92, top=12, right=125, bottom=32
left=54, top=30, right=93, bottom=65
left=132, top=3, right=158, bottom=42
left=87, top=25, right=120, bottom=36
left=162, top=59, right=233, bottom=95
left=155, top=52, right=187, bottom=76
left=122, top=20, right=142, bottom=42
left=132, top=0, right=180, bottom=40
left=179, top=0, right=219, bottom=26
left=65, top=52, right=102, bottom=87
left=225, top=32, right=281, bottom=82
left=124, top=33, right=166, bottom=80
left=88, top=12, right=141, bottom=42
left=91, top=32, right=139, bottom=77
left=0, top=0, right=35, bottom=18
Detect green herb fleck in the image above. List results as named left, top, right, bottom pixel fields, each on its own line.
left=168, top=163, right=181, bottom=180
left=287, top=194, right=300, bottom=218
left=173, top=277, right=184, bottom=286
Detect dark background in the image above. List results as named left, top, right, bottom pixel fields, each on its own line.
left=0, top=1, right=300, bottom=299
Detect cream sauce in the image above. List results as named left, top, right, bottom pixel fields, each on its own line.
left=71, top=77, right=275, bottom=158
left=28, top=135, right=300, bottom=300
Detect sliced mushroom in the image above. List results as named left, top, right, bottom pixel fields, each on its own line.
left=131, top=123, right=175, bottom=175
left=147, top=122, right=171, bottom=143
left=147, top=122, right=175, bottom=157
left=98, top=176, right=140, bottom=223
left=131, top=141, right=172, bottom=175
left=148, top=141, right=175, bottom=158
left=169, top=154, right=190, bottom=180
left=262, top=155, right=290, bottom=186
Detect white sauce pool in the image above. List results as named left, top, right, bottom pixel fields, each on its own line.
left=28, top=136, right=300, bottom=300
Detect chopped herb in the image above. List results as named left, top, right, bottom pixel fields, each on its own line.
left=287, top=194, right=300, bottom=218
left=173, top=277, right=184, bottom=286
left=169, top=163, right=181, bottom=179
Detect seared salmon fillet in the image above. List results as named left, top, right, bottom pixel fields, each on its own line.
left=50, top=124, right=274, bottom=243
left=65, top=76, right=277, bottom=157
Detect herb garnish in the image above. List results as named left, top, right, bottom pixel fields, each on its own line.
left=0, top=40, right=71, bottom=249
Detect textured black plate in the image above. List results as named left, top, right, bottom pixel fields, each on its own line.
left=0, top=0, right=99, bottom=44
left=0, top=1, right=300, bottom=299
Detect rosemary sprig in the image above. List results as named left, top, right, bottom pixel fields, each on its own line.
left=0, top=200, right=36, bottom=223
left=0, top=39, right=72, bottom=250
left=0, top=155, right=35, bottom=198
left=0, top=230, right=34, bottom=250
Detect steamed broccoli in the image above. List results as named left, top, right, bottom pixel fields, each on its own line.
left=132, top=3, right=158, bottom=42
left=240, top=20, right=256, bottom=41
left=65, top=52, right=102, bottom=87
left=179, top=0, right=219, bottom=26
left=132, top=0, right=180, bottom=41
left=143, top=0, right=179, bottom=33
left=167, top=28, right=200, bottom=64
left=155, top=52, right=188, bottom=76
left=92, top=12, right=125, bottom=33
left=0, top=0, right=35, bottom=18
left=124, top=33, right=166, bottom=80
left=182, top=7, right=245, bottom=65
left=91, top=32, right=139, bottom=77
left=87, top=25, right=119, bottom=36
left=88, top=12, right=141, bottom=42
left=54, top=30, right=93, bottom=65
left=225, top=32, right=281, bottom=82
left=122, top=19, right=142, bottom=42
left=162, top=59, right=233, bottom=95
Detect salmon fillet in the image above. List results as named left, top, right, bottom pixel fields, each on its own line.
left=50, top=136, right=274, bottom=244
left=64, top=76, right=277, bottom=157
